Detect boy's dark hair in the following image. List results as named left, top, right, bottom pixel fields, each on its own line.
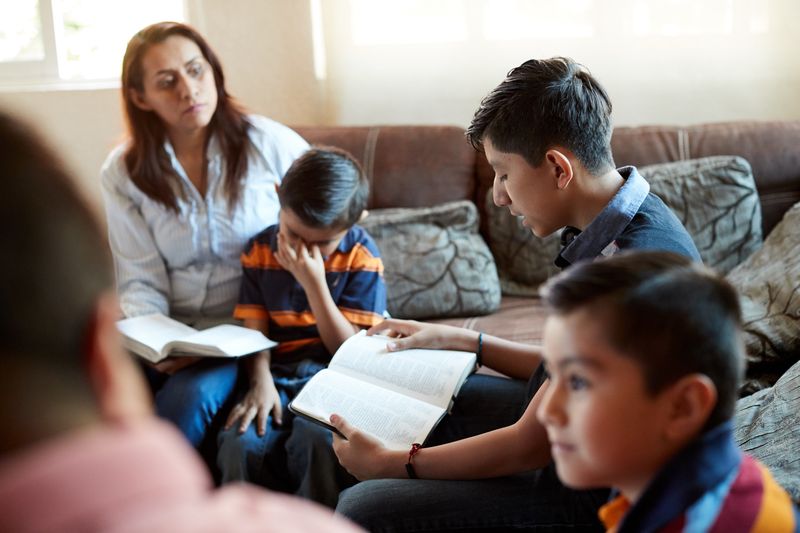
left=540, top=251, right=744, bottom=430
left=466, top=57, right=614, bottom=175
left=278, top=146, right=368, bottom=229
left=0, top=111, right=112, bottom=365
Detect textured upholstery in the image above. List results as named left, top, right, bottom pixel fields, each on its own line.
left=294, top=122, right=800, bottom=343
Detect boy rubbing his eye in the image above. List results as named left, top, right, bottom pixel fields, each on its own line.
left=537, top=251, right=798, bottom=532
left=217, top=147, right=387, bottom=508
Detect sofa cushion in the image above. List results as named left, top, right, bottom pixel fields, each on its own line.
left=734, top=358, right=800, bottom=503
left=726, top=200, right=800, bottom=392
left=361, top=201, right=501, bottom=319
left=640, top=156, right=763, bottom=274
left=485, top=156, right=763, bottom=294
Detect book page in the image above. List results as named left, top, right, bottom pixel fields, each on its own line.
left=290, top=369, right=444, bottom=450
left=116, top=314, right=197, bottom=362
left=170, top=324, right=277, bottom=357
left=328, top=332, right=476, bottom=409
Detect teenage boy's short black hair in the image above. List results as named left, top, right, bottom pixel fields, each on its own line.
left=540, top=251, right=745, bottom=430
left=278, top=146, right=368, bottom=230
left=466, top=56, right=615, bottom=175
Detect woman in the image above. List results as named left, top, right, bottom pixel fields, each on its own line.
left=101, top=22, right=309, bottom=456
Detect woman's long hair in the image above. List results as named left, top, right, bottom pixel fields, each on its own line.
left=121, top=22, right=251, bottom=212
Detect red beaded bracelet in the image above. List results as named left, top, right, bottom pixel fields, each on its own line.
left=405, top=442, right=422, bottom=479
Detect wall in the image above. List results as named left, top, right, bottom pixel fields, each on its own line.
left=1, top=0, right=799, bottom=210
left=0, top=88, right=123, bottom=214
left=320, top=0, right=800, bottom=127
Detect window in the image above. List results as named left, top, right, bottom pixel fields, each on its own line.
left=0, top=0, right=186, bottom=88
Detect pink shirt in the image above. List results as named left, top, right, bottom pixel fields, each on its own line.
left=0, top=419, right=363, bottom=533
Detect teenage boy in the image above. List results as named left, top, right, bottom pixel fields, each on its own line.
left=217, top=147, right=387, bottom=508
left=536, top=252, right=798, bottom=532
left=0, top=112, right=363, bottom=532
left=332, top=57, right=702, bottom=531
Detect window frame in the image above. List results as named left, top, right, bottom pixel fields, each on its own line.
left=0, top=0, right=61, bottom=83
left=0, top=0, right=194, bottom=90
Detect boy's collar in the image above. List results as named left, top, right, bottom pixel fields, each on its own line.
left=555, top=166, right=649, bottom=268
left=606, top=421, right=740, bottom=532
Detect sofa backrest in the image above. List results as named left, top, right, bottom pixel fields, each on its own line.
left=294, top=121, right=800, bottom=237
left=610, top=122, right=800, bottom=236
left=293, top=126, right=477, bottom=209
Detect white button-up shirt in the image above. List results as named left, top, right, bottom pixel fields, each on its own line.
left=101, top=115, right=309, bottom=324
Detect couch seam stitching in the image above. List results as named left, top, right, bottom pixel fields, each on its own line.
left=364, top=127, right=380, bottom=206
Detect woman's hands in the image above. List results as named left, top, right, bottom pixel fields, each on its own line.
left=224, top=353, right=282, bottom=436
left=330, top=414, right=404, bottom=480
left=275, top=232, right=326, bottom=291
left=367, top=319, right=478, bottom=353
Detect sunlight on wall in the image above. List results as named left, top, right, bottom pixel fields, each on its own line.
left=350, top=0, right=468, bottom=45
left=319, top=0, right=798, bottom=126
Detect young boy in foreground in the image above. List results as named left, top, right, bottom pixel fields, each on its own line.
left=218, top=147, right=387, bottom=507
left=537, top=251, right=799, bottom=532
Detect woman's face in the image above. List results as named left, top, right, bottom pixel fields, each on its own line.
left=131, top=35, right=218, bottom=139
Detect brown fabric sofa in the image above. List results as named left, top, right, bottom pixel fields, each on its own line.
left=294, top=122, right=800, bottom=346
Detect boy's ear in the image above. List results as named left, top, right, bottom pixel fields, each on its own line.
left=546, top=149, right=573, bottom=190
left=129, top=89, right=153, bottom=112
left=661, top=374, right=717, bottom=443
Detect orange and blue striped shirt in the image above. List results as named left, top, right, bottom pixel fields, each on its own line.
left=599, top=422, right=799, bottom=533
left=234, top=224, right=386, bottom=363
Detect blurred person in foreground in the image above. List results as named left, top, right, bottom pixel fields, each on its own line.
left=0, top=110, right=361, bottom=533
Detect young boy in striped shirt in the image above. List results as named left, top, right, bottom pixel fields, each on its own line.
left=536, top=251, right=798, bottom=532
left=218, top=147, right=386, bottom=507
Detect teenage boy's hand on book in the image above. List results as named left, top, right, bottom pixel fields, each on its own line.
left=224, top=374, right=283, bottom=436
left=367, top=319, right=477, bottom=353
left=330, top=414, right=402, bottom=480
left=275, top=233, right=326, bottom=291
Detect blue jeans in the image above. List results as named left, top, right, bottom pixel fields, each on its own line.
left=336, top=371, right=607, bottom=531
left=216, top=360, right=356, bottom=508
left=337, top=465, right=607, bottom=532
left=151, top=358, right=242, bottom=452
left=428, top=373, right=529, bottom=444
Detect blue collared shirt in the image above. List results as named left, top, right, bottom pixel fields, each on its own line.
left=555, top=166, right=701, bottom=268
left=101, top=115, right=309, bottom=325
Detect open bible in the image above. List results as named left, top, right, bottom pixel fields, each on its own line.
left=289, top=331, right=476, bottom=450
left=117, top=313, right=277, bottom=364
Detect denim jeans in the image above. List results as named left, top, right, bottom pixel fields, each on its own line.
left=427, top=373, right=529, bottom=445
left=337, top=465, right=607, bottom=532
left=151, top=358, right=242, bottom=453
left=216, top=360, right=356, bottom=508
left=336, top=371, right=607, bottom=531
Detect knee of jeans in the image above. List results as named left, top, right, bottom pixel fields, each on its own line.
left=217, top=426, right=264, bottom=466
left=335, top=481, right=391, bottom=524
left=158, top=368, right=233, bottom=416
left=290, top=418, right=332, bottom=447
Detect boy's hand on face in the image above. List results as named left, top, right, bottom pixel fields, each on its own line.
left=224, top=372, right=283, bottom=436
left=276, top=233, right=326, bottom=291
